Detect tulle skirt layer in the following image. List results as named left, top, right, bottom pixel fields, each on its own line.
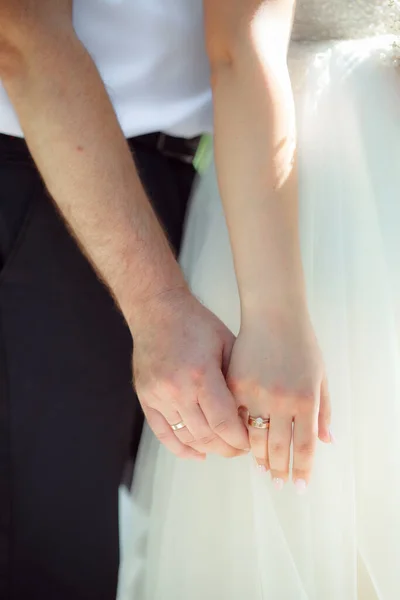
left=118, top=36, right=400, bottom=600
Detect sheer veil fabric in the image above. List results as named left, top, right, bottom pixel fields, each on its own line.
left=118, top=3, right=400, bottom=598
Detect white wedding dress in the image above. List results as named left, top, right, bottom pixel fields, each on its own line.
left=118, top=2, right=400, bottom=599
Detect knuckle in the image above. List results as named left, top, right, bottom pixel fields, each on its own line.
left=293, top=469, right=308, bottom=480
left=268, top=384, right=288, bottom=399
left=269, top=386, right=317, bottom=413
left=228, top=375, right=256, bottom=396
left=250, top=439, right=265, bottom=453
left=296, top=388, right=316, bottom=403
left=268, top=387, right=295, bottom=413
left=189, top=364, right=207, bottom=384
left=197, top=434, right=217, bottom=446
left=170, top=398, right=183, bottom=412
left=178, top=431, right=195, bottom=444
left=295, top=394, right=316, bottom=415
left=169, top=393, right=191, bottom=412
left=269, top=441, right=286, bottom=456
left=153, top=375, right=184, bottom=400
left=212, top=419, right=231, bottom=435
left=270, top=398, right=289, bottom=416
left=295, top=442, right=314, bottom=458
left=189, top=443, right=209, bottom=456
left=163, top=378, right=182, bottom=398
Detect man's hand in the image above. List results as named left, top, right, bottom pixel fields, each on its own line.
left=0, top=3, right=249, bottom=461
left=132, top=288, right=250, bottom=459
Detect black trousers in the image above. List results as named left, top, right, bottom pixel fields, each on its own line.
left=0, top=134, right=195, bottom=599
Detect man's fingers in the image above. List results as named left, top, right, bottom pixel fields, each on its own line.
left=177, top=402, right=245, bottom=457
left=162, top=401, right=243, bottom=458
left=200, top=370, right=250, bottom=451
left=144, top=406, right=206, bottom=461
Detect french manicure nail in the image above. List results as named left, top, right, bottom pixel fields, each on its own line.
left=258, top=464, right=267, bottom=473
left=273, top=478, right=284, bottom=491
left=295, top=479, right=307, bottom=495
left=329, top=427, right=337, bottom=444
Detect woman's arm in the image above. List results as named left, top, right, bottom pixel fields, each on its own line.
left=204, top=0, right=332, bottom=489
left=204, top=0, right=303, bottom=313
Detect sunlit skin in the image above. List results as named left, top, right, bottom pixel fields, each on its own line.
left=0, top=1, right=331, bottom=488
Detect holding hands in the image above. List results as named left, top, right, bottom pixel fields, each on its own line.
left=134, top=286, right=332, bottom=491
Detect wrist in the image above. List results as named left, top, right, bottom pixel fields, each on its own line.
left=122, top=276, right=190, bottom=337
left=240, top=285, right=310, bottom=327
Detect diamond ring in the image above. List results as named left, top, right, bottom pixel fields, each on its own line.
left=247, top=415, right=270, bottom=430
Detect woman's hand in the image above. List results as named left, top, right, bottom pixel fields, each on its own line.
left=227, top=306, right=332, bottom=492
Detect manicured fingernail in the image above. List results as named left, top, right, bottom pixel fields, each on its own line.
left=329, top=427, right=337, bottom=444
left=258, top=464, right=267, bottom=473
left=295, top=479, right=307, bottom=495
left=273, top=478, right=284, bottom=491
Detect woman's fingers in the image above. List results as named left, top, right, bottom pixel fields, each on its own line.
left=229, top=341, right=329, bottom=490
left=236, top=403, right=270, bottom=470
left=292, top=402, right=319, bottom=493
left=268, top=415, right=292, bottom=488
left=243, top=387, right=324, bottom=491
left=248, top=423, right=270, bottom=471
left=318, top=376, right=333, bottom=443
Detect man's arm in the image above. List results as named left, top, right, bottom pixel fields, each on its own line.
left=0, top=1, right=249, bottom=458
left=0, top=0, right=185, bottom=330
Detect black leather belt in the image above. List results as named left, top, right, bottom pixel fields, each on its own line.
left=133, top=132, right=201, bottom=164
